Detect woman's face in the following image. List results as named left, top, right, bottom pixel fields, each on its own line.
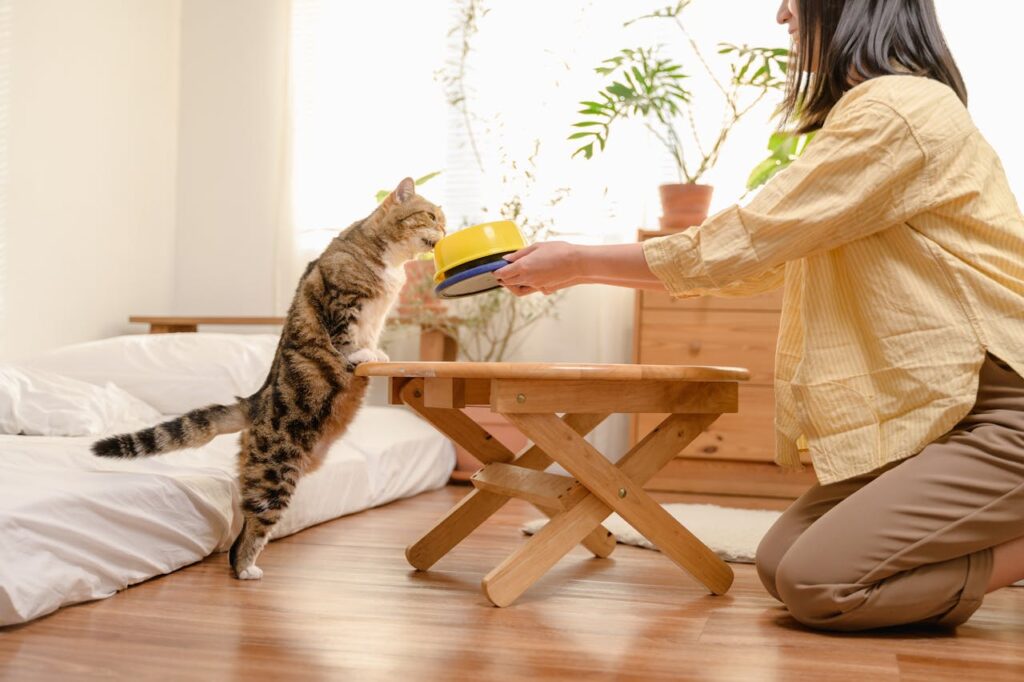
left=777, top=0, right=799, bottom=45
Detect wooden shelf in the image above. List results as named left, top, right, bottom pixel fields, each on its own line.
left=129, top=316, right=285, bottom=333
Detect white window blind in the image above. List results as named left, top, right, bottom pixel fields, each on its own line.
left=289, top=0, right=449, bottom=258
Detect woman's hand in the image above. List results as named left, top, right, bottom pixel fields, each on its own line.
left=495, top=241, right=585, bottom=296
left=494, top=240, right=666, bottom=295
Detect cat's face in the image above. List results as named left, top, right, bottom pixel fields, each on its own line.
left=374, top=177, right=446, bottom=262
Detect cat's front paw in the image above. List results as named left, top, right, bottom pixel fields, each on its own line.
left=372, top=349, right=390, bottom=362
left=346, top=348, right=377, bottom=366
left=235, top=565, right=263, bottom=580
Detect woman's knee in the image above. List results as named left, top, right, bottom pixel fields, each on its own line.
left=773, top=545, right=867, bottom=631
left=754, top=520, right=795, bottom=601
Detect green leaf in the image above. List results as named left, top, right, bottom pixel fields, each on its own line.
left=607, top=82, right=634, bottom=98
left=567, top=131, right=597, bottom=140
left=572, top=121, right=603, bottom=127
left=413, top=170, right=442, bottom=186
left=736, top=59, right=752, bottom=83
left=571, top=143, right=595, bottom=160
left=767, top=132, right=791, bottom=151
left=746, top=158, right=782, bottom=190
left=797, top=131, right=817, bottom=153
left=631, top=66, right=646, bottom=88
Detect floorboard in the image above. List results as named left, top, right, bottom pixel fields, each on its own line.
left=2, top=486, right=1023, bottom=681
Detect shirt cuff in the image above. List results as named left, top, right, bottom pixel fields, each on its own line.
left=642, top=228, right=717, bottom=298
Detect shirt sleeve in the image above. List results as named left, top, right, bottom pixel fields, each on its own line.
left=642, top=99, right=928, bottom=298
left=705, top=264, right=784, bottom=299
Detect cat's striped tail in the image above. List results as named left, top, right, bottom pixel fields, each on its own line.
left=91, top=401, right=249, bottom=458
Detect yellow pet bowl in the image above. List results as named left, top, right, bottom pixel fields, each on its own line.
left=433, top=220, right=527, bottom=298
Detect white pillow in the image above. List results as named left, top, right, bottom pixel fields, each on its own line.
left=0, top=365, right=163, bottom=437
left=18, top=333, right=279, bottom=415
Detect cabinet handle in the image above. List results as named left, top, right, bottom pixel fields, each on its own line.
left=688, top=340, right=702, bottom=355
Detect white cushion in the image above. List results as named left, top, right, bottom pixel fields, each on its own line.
left=0, top=365, right=162, bottom=436
left=18, top=333, right=279, bottom=414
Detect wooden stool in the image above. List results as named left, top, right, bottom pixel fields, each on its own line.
left=355, top=361, right=748, bottom=607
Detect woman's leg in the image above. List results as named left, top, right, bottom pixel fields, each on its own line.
left=772, top=355, right=1024, bottom=631
left=755, top=468, right=886, bottom=601
left=988, top=534, right=1024, bottom=592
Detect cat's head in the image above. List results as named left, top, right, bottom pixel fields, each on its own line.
left=371, top=177, right=446, bottom=263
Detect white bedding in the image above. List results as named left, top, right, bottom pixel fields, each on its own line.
left=0, top=334, right=455, bottom=626
left=0, top=406, right=453, bottom=626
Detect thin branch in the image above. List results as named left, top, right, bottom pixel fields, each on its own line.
left=444, top=0, right=486, bottom=173
left=674, top=17, right=734, bottom=111
left=685, top=105, right=707, bottom=160
left=735, top=86, right=770, bottom=120
left=645, top=121, right=688, bottom=183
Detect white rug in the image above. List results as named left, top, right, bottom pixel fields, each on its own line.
left=523, top=503, right=781, bottom=564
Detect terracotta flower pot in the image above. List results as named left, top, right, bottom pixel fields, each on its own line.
left=450, top=406, right=530, bottom=483
left=658, top=183, right=714, bottom=231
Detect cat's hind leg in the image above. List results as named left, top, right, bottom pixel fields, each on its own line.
left=230, top=437, right=303, bottom=580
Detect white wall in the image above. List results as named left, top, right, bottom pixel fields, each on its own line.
left=935, top=0, right=1023, bottom=201
left=173, top=0, right=290, bottom=316
left=1, top=0, right=181, bottom=358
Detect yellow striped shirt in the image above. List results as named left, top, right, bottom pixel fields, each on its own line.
left=643, top=75, right=1024, bottom=484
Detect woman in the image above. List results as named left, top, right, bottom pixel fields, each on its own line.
left=496, top=0, right=1024, bottom=632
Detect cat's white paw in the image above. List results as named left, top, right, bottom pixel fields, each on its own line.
left=236, top=565, right=263, bottom=580
left=346, top=348, right=377, bottom=365
left=372, top=349, right=390, bottom=362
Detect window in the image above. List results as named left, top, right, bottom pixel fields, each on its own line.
left=288, top=1, right=787, bottom=252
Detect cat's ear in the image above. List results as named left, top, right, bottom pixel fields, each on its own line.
left=394, top=177, right=416, bottom=204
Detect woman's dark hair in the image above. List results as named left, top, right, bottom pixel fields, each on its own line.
left=782, top=0, right=967, bottom=133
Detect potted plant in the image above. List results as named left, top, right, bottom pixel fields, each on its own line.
left=569, top=0, right=790, bottom=229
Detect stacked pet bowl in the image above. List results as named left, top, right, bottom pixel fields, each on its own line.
left=432, top=220, right=526, bottom=298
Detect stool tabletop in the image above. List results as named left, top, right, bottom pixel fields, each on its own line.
left=355, top=361, right=749, bottom=382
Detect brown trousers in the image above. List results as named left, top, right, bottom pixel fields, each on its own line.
left=756, top=354, right=1024, bottom=631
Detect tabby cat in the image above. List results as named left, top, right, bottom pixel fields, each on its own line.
left=93, top=177, right=445, bottom=579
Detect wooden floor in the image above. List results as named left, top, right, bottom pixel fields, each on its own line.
left=3, top=486, right=1024, bottom=681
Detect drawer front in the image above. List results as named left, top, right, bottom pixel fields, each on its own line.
left=637, top=309, right=780, bottom=386
left=633, top=385, right=801, bottom=463
left=642, top=288, right=782, bottom=313
left=645, top=458, right=817, bottom=499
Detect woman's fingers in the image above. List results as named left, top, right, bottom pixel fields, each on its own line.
left=507, top=284, right=538, bottom=296
left=494, top=261, right=518, bottom=281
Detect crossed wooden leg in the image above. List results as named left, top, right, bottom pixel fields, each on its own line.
left=398, top=380, right=616, bottom=570
left=485, top=412, right=734, bottom=607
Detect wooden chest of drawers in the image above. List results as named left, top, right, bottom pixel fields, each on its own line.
left=633, top=230, right=816, bottom=505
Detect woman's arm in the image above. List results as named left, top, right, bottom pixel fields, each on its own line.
left=495, top=242, right=667, bottom=295
left=496, top=241, right=786, bottom=297
left=498, top=96, right=927, bottom=298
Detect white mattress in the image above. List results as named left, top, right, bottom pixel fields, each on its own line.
left=0, top=406, right=454, bottom=626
